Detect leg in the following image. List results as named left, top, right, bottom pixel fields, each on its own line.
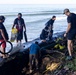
left=67, top=40, right=73, bottom=56
left=16, top=31, right=22, bottom=45
left=20, top=40, right=22, bottom=44
left=0, top=40, right=6, bottom=58
left=1, top=47, right=6, bottom=58
left=35, top=58, right=38, bottom=69
left=71, top=42, right=73, bottom=51
left=19, top=30, right=23, bottom=44
left=48, top=30, right=53, bottom=41
left=29, top=54, right=33, bottom=71
left=16, top=35, right=22, bottom=46
left=34, top=54, right=38, bottom=69
left=66, top=32, right=75, bottom=60
left=16, top=40, right=22, bottom=44
left=16, top=40, right=18, bottom=44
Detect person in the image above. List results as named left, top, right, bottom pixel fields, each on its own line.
left=63, top=9, right=76, bottom=60
left=29, top=41, right=40, bottom=73
left=0, top=16, right=9, bottom=58
left=40, top=26, right=49, bottom=42
left=45, top=16, right=56, bottom=40
left=12, top=13, right=26, bottom=44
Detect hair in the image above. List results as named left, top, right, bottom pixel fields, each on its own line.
left=0, top=16, right=5, bottom=21
left=1, top=16, right=5, bottom=20
left=18, top=13, right=22, bottom=17
left=52, top=16, right=56, bottom=19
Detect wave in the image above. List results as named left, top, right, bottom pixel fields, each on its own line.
left=41, top=9, right=62, bottom=12
left=26, top=18, right=49, bottom=24
left=1, top=10, right=76, bottom=17
left=26, top=16, right=65, bottom=24
left=5, top=16, right=65, bottom=27
left=0, top=11, right=62, bottom=17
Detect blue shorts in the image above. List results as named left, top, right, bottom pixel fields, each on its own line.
left=67, top=30, right=76, bottom=40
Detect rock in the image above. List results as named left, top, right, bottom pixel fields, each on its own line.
left=64, top=66, right=69, bottom=71
left=73, top=71, right=76, bottom=75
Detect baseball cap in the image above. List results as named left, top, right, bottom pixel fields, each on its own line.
left=63, top=9, right=70, bottom=14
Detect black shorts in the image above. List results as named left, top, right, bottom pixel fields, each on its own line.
left=17, top=31, right=23, bottom=41
left=67, top=30, right=76, bottom=40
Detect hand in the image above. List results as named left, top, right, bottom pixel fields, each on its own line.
left=42, top=40, right=46, bottom=42
left=12, top=27, right=14, bottom=29
left=64, top=33, right=67, bottom=37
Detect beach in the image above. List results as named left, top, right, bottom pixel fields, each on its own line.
left=0, top=4, right=76, bottom=75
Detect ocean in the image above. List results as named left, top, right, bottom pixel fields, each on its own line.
left=0, top=4, right=76, bottom=44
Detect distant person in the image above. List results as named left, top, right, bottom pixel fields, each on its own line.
left=29, top=41, right=40, bottom=73
left=0, top=16, right=9, bottom=58
left=12, top=13, right=26, bottom=44
left=64, top=9, right=76, bottom=60
left=45, top=16, right=56, bottom=40
left=40, top=26, right=49, bottom=42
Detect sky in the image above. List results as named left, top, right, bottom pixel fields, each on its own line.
left=0, top=0, right=76, bottom=4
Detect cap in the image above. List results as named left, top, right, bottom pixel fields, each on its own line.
left=18, top=13, right=22, bottom=16
left=63, top=9, right=70, bottom=14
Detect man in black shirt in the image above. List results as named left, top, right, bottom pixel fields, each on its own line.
left=12, top=13, right=26, bottom=44
left=64, top=9, right=76, bottom=60
left=45, top=16, right=56, bottom=40
left=0, top=16, right=9, bottom=58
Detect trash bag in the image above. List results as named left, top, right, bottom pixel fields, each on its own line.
left=10, top=28, right=18, bottom=42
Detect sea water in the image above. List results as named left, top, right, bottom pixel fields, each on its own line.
left=0, top=4, right=76, bottom=52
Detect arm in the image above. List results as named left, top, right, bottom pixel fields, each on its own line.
left=64, top=23, right=71, bottom=37
left=0, top=29, right=6, bottom=41
left=66, top=23, right=71, bottom=34
left=12, top=24, right=15, bottom=29
left=64, top=16, right=71, bottom=37
left=24, top=24, right=26, bottom=32
left=12, top=19, right=17, bottom=29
